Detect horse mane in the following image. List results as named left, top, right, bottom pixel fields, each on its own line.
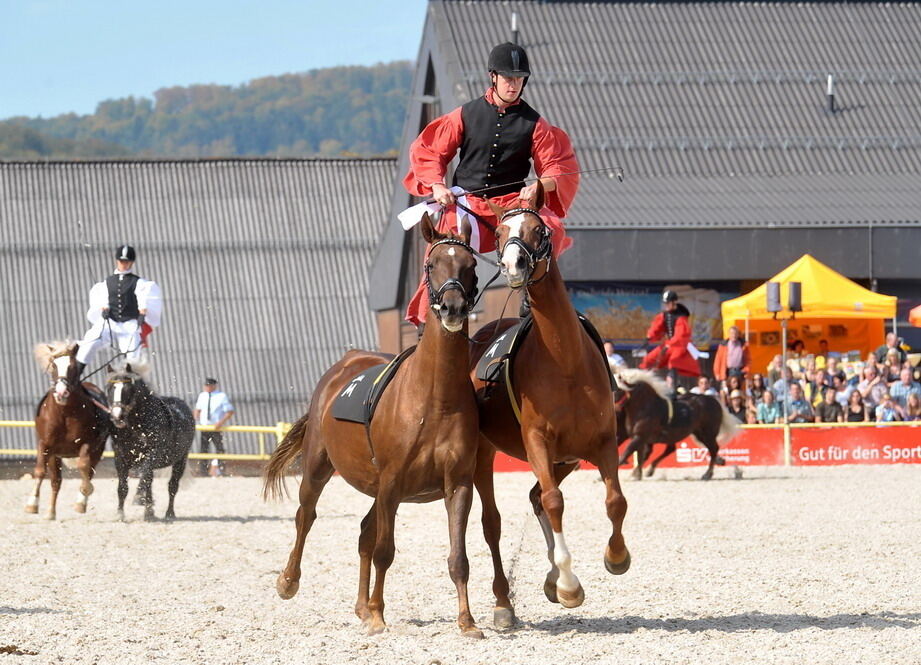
left=33, top=340, right=74, bottom=373
left=614, top=367, right=671, bottom=401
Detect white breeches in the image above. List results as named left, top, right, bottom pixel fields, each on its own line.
left=76, top=320, right=142, bottom=366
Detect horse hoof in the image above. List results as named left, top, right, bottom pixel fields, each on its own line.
left=543, top=577, right=560, bottom=604
left=716, top=456, right=727, bottom=466
left=164, top=512, right=176, bottom=522
left=117, top=510, right=126, bottom=522
left=605, top=547, right=631, bottom=575
left=461, top=626, right=485, bottom=639
left=493, top=607, right=517, bottom=630
left=700, top=471, right=713, bottom=481
left=143, top=509, right=156, bottom=522
left=25, top=504, right=38, bottom=514
left=73, top=502, right=87, bottom=514
left=276, top=573, right=299, bottom=600
left=557, top=584, right=585, bottom=609
left=366, top=620, right=386, bottom=636
left=44, top=512, right=56, bottom=521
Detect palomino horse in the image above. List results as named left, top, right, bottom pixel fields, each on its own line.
left=106, top=370, right=195, bottom=520
left=468, top=184, right=629, bottom=617
left=614, top=368, right=737, bottom=480
left=263, top=215, right=485, bottom=637
left=29, top=342, right=111, bottom=519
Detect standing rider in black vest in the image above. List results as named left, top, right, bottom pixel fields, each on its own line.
left=75, top=245, right=162, bottom=376
left=402, top=41, right=581, bottom=327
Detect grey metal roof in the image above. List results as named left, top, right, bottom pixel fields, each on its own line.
left=0, top=158, right=396, bottom=452
left=370, top=1, right=921, bottom=309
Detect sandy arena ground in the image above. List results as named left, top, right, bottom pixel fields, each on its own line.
left=1, top=464, right=919, bottom=664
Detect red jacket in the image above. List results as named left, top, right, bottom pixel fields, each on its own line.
left=640, top=310, right=700, bottom=377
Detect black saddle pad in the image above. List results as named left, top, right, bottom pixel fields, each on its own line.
left=331, top=347, right=416, bottom=424
left=475, top=313, right=614, bottom=390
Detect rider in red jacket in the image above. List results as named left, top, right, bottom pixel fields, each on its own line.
left=640, top=290, right=701, bottom=389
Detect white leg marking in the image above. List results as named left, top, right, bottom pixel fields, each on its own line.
left=76, top=493, right=88, bottom=505
left=26, top=495, right=39, bottom=507
left=552, top=531, right=581, bottom=593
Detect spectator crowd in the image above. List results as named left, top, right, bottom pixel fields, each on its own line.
left=697, top=330, right=921, bottom=424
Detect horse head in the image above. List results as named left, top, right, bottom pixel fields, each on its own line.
left=420, top=212, right=478, bottom=333
left=35, top=341, right=80, bottom=405
left=488, top=180, right=550, bottom=289
left=106, top=370, right=147, bottom=429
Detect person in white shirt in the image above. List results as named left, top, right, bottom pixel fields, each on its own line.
left=689, top=375, right=719, bottom=397
left=603, top=341, right=626, bottom=370
left=192, top=378, right=235, bottom=476
left=75, top=245, right=162, bottom=376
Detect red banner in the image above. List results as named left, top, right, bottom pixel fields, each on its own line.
left=791, top=424, right=921, bottom=466
left=491, top=424, right=921, bottom=472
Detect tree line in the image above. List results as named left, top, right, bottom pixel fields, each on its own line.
left=0, top=62, right=413, bottom=159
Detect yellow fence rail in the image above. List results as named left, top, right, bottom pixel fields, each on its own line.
left=0, top=421, right=292, bottom=461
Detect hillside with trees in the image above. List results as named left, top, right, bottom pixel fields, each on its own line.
left=1, top=62, right=413, bottom=159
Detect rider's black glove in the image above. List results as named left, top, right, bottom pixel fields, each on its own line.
left=101, top=309, right=110, bottom=320
left=642, top=339, right=652, bottom=351
left=137, top=314, right=145, bottom=328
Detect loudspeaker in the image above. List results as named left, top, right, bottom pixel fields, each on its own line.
left=766, top=282, right=781, bottom=312
left=788, top=282, right=802, bottom=312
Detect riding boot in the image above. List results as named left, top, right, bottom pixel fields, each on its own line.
left=518, top=291, right=532, bottom=318
left=667, top=368, right=679, bottom=397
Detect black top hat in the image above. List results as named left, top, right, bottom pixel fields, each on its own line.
left=116, top=245, right=136, bottom=262
left=204, top=378, right=218, bottom=386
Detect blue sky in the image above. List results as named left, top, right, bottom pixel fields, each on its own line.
left=0, top=0, right=429, bottom=119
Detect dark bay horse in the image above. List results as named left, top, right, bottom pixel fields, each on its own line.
left=29, top=342, right=111, bottom=520
left=468, top=186, right=629, bottom=617
left=614, top=368, right=738, bottom=480
left=106, top=370, right=195, bottom=520
left=263, top=215, right=486, bottom=637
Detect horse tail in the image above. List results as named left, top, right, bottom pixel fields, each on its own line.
left=717, top=400, right=740, bottom=444
left=262, top=413, right=308, bottom=501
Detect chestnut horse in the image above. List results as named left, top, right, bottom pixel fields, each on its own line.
left=614, top=368, right=737, bottom=480
left=469, top=185, right=629, bottom=617
left=263, top=215, right=486, bottom=637
left=29, top=342, right=111, bottom=520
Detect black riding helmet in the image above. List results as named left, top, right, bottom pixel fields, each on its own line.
left=662, top=290, right=679, bottom=303
left=488, top=42, right=531, bottom=79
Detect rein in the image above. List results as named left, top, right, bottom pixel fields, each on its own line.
left=498, top=207, right=553, bottom=288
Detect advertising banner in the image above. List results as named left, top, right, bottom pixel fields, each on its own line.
left=791, top=424, right=921, bottom=466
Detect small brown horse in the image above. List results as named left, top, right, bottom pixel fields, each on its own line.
left=29, top=342, right=111, bottom=519
left=614, top=368, right=737, bottom=480
left=469, top=185, right=630, bottom=617
left=264, top=215, right=485, bottom=637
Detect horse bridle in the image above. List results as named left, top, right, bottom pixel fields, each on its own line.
left=107, top=375, right=137, bottom=420
left=497, top=207, right=553, bottom=287
left=424, top=237, right=479, bottom=318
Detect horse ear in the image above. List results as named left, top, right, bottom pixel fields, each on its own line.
left=531, top=179, right=546, bottom=212
left=125, top=363, right=132, bottom=374
left=458, top=216, right=472, bottom=246
left=420, top=212, right=445, bottom=245
left=69, top=342, right=79, bottom=355
left=487, top=200, right=507, bottom=219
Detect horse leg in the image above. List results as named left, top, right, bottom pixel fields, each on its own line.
left=45, top=456, right=63, bottom=521
left=164, top=457, right=187, bottom=520
left=26, top=448, right=48, bottom=514
left=618, top=436, right=645, bottom=481
left=528, top=462, right=578, bottom=604
left=443, top=477, right=482, bottom=638
left=138, top=466, right=155, bottom=521
left=527, top=448, right=584, bottom=609
left=646, top=443, right=676, bottom=478
left=473, top=442, right=515, bottom=629
left=596, top=438, right=631, bottom=575
left=698, top=436, right=724, bottom=481
left=354, top=504, right=377, bottom=625
left=366, top=490, right=399, bottom=635
left=115, top=453, right=130, bottom=521
left=276, top=444, right=333, bottom=600
left=74, top=444, right=94, bottom=514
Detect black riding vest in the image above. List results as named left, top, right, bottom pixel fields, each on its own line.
left=453, top=96, right=539, bottom=198
left=106, top=273, right=141, bottom=322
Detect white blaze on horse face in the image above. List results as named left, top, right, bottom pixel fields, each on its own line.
left=552, top=531, right=581, bottom=593
left=500, top=214, right=526, bottom=279
left=111, top=382, right=124, bottom=420
left=53, top=356, right=71, bottom=397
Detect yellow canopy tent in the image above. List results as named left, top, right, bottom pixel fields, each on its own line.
left=721, top=254, right=897, bottom=374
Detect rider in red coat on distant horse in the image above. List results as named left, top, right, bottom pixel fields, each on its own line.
left=640, top=290, right=701, bottom=390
